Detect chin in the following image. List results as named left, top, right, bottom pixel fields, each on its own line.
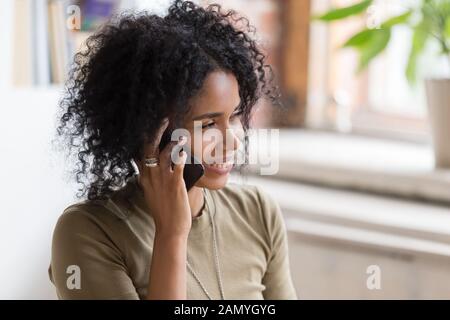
left=194, top=162, right=234, bottom=190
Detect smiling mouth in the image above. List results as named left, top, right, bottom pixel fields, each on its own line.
left=203, top=161, right=234, bottom=174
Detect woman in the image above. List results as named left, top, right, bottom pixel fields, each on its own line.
left=49, top=0, right=297, bottom=300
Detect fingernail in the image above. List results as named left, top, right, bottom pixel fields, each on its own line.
left=178, top=136, right=187, bottom=144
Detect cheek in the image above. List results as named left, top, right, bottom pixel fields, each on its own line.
left=229, top=119, right=245, bottom=141
left=187, top=122, right=245, bottom=161
left=187, top=130, right=212, bottom=160
left=189, top=131, right=224, bottom=164
left=200, top=134, right=220, bottom=162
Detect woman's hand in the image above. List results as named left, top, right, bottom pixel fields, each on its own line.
left=135, top=119, right=191, bottom=299
left=134, top=118, right=191, bottom=239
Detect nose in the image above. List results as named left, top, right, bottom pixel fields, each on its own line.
left=204, top=126, right=243, bottom=163
left=221, top=126, right=242, bottom=160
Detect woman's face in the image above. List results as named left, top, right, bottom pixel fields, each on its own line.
left=183, top=70, right=244, bottom=190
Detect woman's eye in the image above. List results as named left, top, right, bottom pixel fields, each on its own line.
left=230, top=111, right=243, bottom=120
left=202, top=122, right=216, bottom=129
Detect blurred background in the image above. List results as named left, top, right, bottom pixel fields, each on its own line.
left=1, top=0, right=450, bottom=299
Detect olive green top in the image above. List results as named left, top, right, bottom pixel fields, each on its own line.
left=48, top=174, right=298, bottom=299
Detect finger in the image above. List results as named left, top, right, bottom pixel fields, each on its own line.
left=173, top=150, right=187, bottom=178
left=140, top=153, right=160, bottom=184
left=134, top=157, right=155, bottom=178
left=139, top=118, right=170, bottom=182
left=159, top=140, right=179, bottom=171
left=172, top=135, right=189, bottom=166
left=133, top=158, right=153, bottom=190
left=140, top=146, right=164, bottom=184
left=153, top=117, right=170, bottom=150
left=136, top=157, right=154, bottom=186
left=144, top=117, right=170, bottom=157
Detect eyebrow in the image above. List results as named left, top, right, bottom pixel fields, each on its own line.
left=191, top=104, right=241, bottom=121
left=192, top=112, right=223, bottom=121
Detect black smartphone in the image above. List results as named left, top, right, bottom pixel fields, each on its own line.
left=158, top=125, right=204, bottom=191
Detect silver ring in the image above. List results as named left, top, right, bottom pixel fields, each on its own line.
left=144, top=157, right=159, bottom=167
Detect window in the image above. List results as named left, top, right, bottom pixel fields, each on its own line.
left=307, top=0, right=450, bottom=142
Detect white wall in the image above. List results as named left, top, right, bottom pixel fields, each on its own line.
left=0, top=88, right=79, bottom=299
left=0, top=0, right=13, bottom=88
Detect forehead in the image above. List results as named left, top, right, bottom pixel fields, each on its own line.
left=187, top=70, right=240, bottom=116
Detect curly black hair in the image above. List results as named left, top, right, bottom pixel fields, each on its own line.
left=54, top=0, right=280, bottom=201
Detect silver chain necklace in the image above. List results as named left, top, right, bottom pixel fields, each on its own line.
left=186, top=188, right=226, bottom=300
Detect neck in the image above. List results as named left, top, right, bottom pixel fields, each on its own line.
left=188, top=186, right=205, bottom=219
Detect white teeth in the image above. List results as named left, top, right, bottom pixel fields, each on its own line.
left=209, top=162, right=233, bottom=169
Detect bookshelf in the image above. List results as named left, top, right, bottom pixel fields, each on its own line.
left=2, top=0, right=274, bottom=93
left=1, top=0, right=174, bottom=92
left=4, top=0, right=114, bottom=89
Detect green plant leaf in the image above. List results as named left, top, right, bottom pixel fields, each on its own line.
left=342, top=11, right=411, bottom=50
left=445, top=17, right=450, bottom=38
left=381, top=10, right=413, bottom=28
left=343, top=29, right=375, bottom=48
left=357, top=28, right=391, bottom=71
left=313, top=0, right=373, bottom=21
left=406, top=21, right=430, bottom=84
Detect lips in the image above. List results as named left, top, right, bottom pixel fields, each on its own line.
left=203, top=161, right=234, bottom=175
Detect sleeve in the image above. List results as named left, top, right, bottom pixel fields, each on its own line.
left=49, top=209, right=140, bottom=300
left=255, top=186, right=298, bottom=300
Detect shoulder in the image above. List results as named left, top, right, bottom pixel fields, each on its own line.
left=213, top=182, right=271, bottom=212
left=53, top=203, right=103, bottom=244
left=54, top=178, right=136, bottom=233
left=215, top=182, right=260, bottom=205
left=50, top=199, right=128, bottom=279
left=50, top=201, right=138, bottom=299
left=55, top=201, right=97, bottom=226
left=213, top=182, right=283, bottom=235
left=219, top=181, right=279, bottom=210
left=52, top=196, right=128, bottom=247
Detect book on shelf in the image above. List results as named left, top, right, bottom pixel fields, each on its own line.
left=12, top=0, right=33, bottom=86
left=11, top=0, right=119, bottom=87
left=33, top=0, right=51, bottom=85
left=48, top=0, right=70, bottom=84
